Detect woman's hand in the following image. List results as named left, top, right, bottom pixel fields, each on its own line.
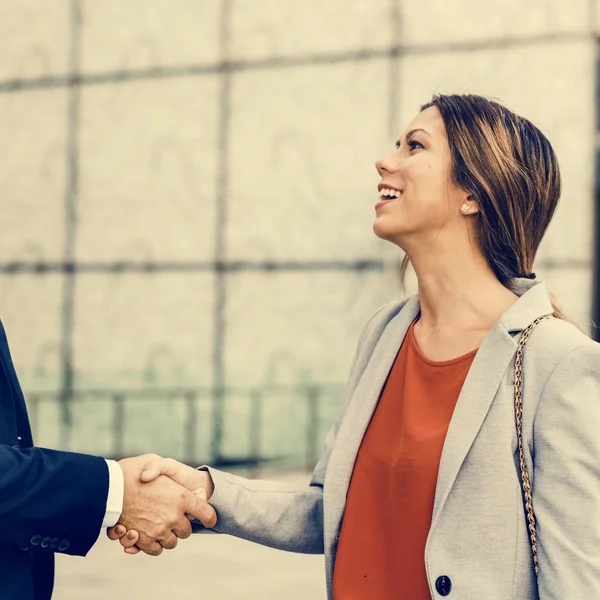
left=107, top=524, right=141, bottom=554
left=107, top=457, right=216, bottom=555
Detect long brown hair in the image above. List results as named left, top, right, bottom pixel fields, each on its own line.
left=400, top=94, right=575, bottom=326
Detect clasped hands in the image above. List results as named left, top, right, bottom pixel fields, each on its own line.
left=107, top=455, right=216, bottom=556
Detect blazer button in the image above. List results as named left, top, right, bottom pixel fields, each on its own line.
left=50, top=537, right=60, bottom=550
left=30, top=534, right=43, bottom=546
left=41, top=537, right=52, bottom=548
left=435, top=575, right=452, bottom=596
left=58, top=540, right=70, bottom=552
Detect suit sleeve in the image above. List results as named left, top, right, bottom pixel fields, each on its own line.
left=533, top=341, right=600, bottom=598
left=0, top=444, right=110, bottom=556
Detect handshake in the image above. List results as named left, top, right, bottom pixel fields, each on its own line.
left=107, top=454, right=216, bottom=556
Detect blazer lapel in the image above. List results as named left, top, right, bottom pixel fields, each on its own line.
left=429, top=324, right=517, bottom=527
left=430, top=279, right=555, bottom=528
left=324, top=297, right=420, bottom=545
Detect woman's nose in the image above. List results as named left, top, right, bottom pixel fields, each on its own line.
left=375, top=152, right=398, bottom=176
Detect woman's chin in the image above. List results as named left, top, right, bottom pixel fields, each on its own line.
left=372, top=217, right=399, bottom=241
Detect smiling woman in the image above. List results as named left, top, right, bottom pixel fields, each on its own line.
left=375, top=95, right=576, bottom=334
left=110, top=94, right=600, bottom=600
left=374, top=96, right=559, bottom=276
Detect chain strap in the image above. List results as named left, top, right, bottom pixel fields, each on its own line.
left=514, top=314, right=551, bottom=579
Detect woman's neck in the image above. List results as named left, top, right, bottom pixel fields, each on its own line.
left=413, top=261, right=519, bottom=334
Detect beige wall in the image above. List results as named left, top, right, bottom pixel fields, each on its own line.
left=0, top=1, right=596, bottom=461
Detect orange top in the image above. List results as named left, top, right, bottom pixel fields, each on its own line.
left=332, top=319, right=477, bottom=599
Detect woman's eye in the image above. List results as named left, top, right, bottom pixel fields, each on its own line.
left=408, top=139, right=424, bottom=151
left=393, top=139, right=424, bottom=152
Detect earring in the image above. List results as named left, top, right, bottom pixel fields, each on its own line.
left=460, top=203, right=469, bottom=214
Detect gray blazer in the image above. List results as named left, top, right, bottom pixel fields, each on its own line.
left=198, top=277, right=600, bottom=599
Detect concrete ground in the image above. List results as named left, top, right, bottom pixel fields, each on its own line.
left=54, top=470, right=326, bottom=600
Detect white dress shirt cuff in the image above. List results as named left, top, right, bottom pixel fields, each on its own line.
left=102, top=459, right=124, bottom=528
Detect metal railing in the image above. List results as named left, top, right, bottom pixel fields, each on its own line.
left=25, top=383, right=345, bottom=473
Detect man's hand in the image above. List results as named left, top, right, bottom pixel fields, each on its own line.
left=110, top=455, right=217, bottom=556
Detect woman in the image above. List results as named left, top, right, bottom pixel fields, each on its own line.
left=111, top=94, right=600, bottom=599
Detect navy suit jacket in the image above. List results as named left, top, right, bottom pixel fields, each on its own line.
left=0, top=322, right=109, bottom=600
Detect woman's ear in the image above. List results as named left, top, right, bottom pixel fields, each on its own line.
left=459, top=194, right=480, bottom=216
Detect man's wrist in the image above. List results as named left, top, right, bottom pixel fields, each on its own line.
left=102, top=459, right=125, bottom=528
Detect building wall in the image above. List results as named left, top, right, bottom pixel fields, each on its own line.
left=0, top=0, right=595, bottom=463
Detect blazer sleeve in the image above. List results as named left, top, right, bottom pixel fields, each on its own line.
left=192, top=301, right=400, bottom=553
left=533, top=341, right=600, bottom=598
left=0, top=444, right=110, bottom=556
left=194, top=358, right=353, bottom=554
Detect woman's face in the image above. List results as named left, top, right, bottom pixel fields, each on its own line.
left=373, top=105, right=470, bottom=250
